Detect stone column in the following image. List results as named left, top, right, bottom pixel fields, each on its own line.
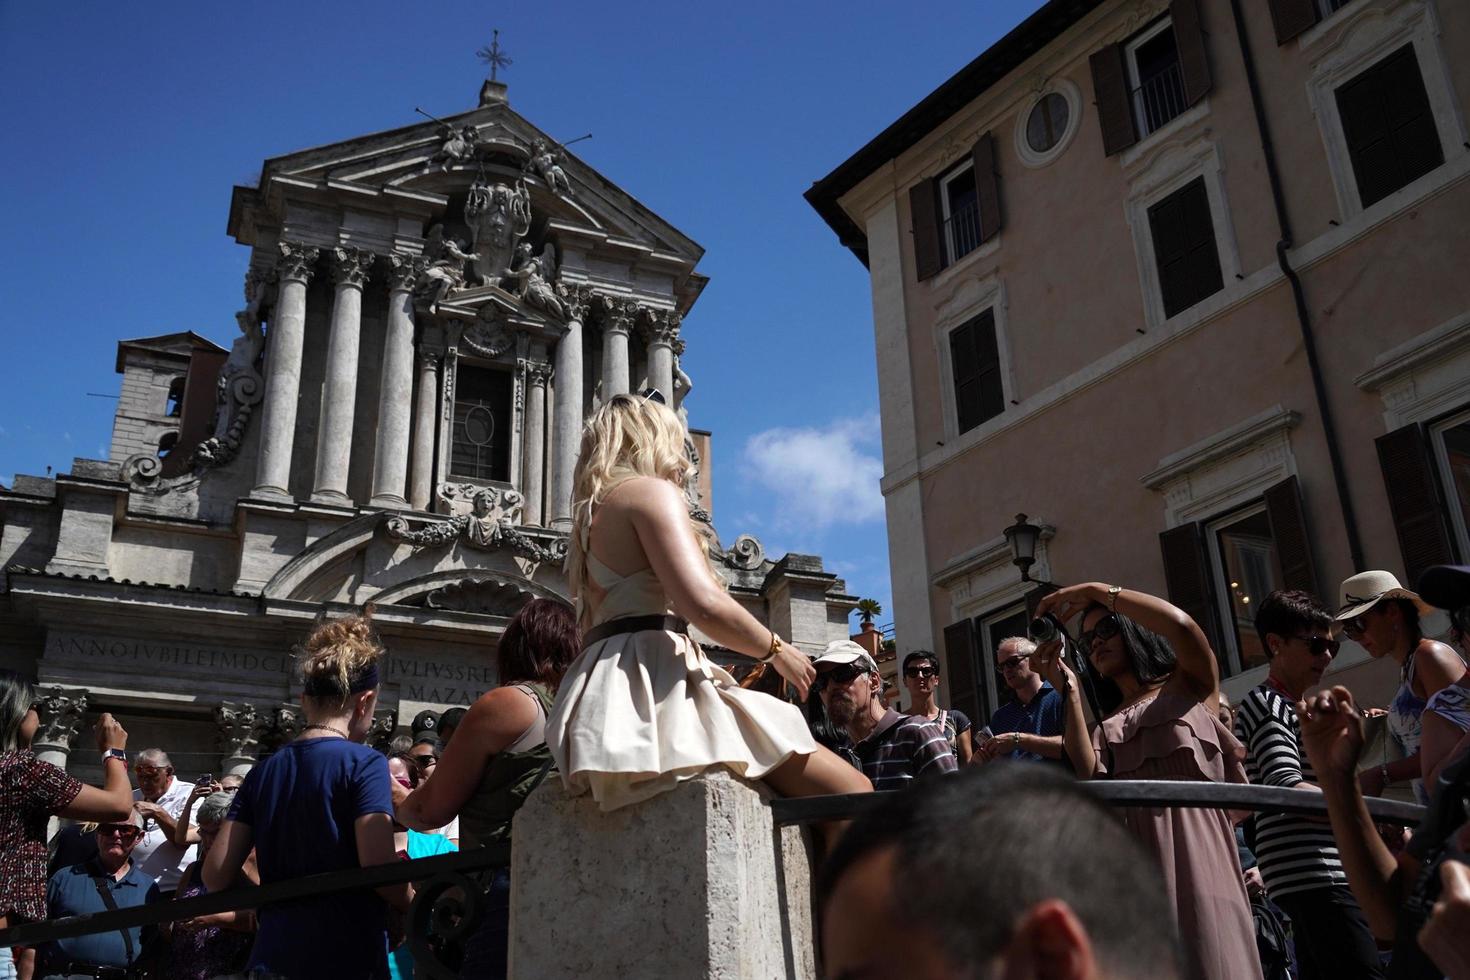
left=408, top=351, right=440, bottom=511
left=644, top=310, right=681, bottom=403
left=31, top=686, right=89, bottom=771
left=549, top=290, right=588, bottom=530
left=216, top=702, right=265, bottom=777
left=372, top=255, right=425, bottom=509
left=312, top=247, right=374, bottom=504
left=253, top=242, right=319, bottom=500
left=600, top=298, right=635, bottom=398
left=522, top=358, right=551, bottom=526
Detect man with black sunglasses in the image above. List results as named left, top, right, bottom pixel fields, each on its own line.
left=39, top=812, right=163, bottom=979
left=1233, top=590, right=1382, bottom=980
left=813, top=641, right=956, bottom=791
left=977, top=637, right=1066, bottom=766
left=900, top=651, right=973, bottom=764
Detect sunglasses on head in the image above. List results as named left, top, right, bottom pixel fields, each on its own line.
left=97, top=824, right=141, bottom=840
left=904, top=665, right=937, bottom=678
left=1292, top=634, right=1341, bottom=657
left=1079, top=614, right=1122, bottom=650
left=639, top=387, right=666, bottom=406
left=814, top=663, right=868, bottom=691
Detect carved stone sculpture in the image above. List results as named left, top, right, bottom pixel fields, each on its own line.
left=432, top=124, right=480, bottom=170
left=383, top=484, right=569, bottom=564
left=464, top=179, right=531, bottom=286
left=195, top=269, right=271, bottom=468
left=216, top=701, right=266, bottom=775
left=368, top=708, right=398, bottom=752
left=505, top=242, right=565, bottom=320
left=721, top=534, right=766, bottom=571
left=461, top=312, right=514, bottom=359
left=527, top=138, right=572, bottom=197
left=416, top=232, right=477, bottom=313
left=424, top=577, right=540, bottom=616
left=31, top=687, right=89, bottom=763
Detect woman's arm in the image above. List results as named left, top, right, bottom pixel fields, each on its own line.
left=1422, top=711, right=1470, bottom=792
left=56, top=714, right=133, bottom=823
left=356, top=812, right=413, bottom=911
left=201, top=820, right=253, bottom=893
left=955, top=728, right=973, bottom=766
left=395, top=687, right=537, bottom=832
left=623, top=478, right=813, bottom=698
left=1417, top=640, right=1467, bottom=698
left=1038, top=583, right=1219, bottom=707
left=1032, top=642, right=1097, bottom=778
left=171, top=781, right=217, bottom=847
left=1296, top=686, right=1405, bottom=939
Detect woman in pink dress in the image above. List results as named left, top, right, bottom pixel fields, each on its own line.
left=1032, top=583, right=1262, bottom=980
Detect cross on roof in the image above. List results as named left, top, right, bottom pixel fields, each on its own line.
left=476, top=29, right=512, bottom=83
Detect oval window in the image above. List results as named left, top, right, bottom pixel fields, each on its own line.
left=1026, top=92, right=1070, bottom=154
left=463, top=405, right=496, bottom=446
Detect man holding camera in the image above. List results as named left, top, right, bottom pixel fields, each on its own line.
left=127, top=749, right=195, bottom=897
left=976, top=637, right=1066, bottom=765
left=814, top=641, right=956, bottom=790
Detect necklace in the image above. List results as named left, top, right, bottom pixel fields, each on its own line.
left=301, top=723, right=350, bottom=740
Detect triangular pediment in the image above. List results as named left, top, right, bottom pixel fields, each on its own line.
left=229, top=95, right=702, bottom=270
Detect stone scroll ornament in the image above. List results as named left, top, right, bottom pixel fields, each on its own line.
left=721, top=534, right=766, bottom=571
left=383, top=484, right=569, bottom=564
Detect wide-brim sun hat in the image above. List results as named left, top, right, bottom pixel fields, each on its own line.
left=1335, top=570, right=1435, bottom=621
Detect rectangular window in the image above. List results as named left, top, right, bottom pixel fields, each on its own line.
left=948, top=310, right=1004, bottom=435
left=1335, top=43, right=1444, bottom=208
left=940, top=161, right=982, bottom=266
left=1430, top=408, right=1470, bottom=560
left=1206, top=505, right=1284, bottom=675
left=450, top=362, right=513, bottom=482
left=1147, top=176, right=1224, bottom=318
left=1126, top=18, right=1188, bottom=137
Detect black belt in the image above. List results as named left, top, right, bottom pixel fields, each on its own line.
left=50, top=963, right=139, bottom=980
left=582, top=614, right=688, bottom=649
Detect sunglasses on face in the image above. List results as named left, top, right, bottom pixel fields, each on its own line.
left=997, top=656, right=1027, bottom=673
left=133, top=765, right=169, bottom=777
left=1341, top=616, right=1368, bottom=638
left=1079, top=615, right=1122, bottom=651
left=411, top=754, right=437, bottom=768
left=904, top=666, right=938, bottom=678
left=97, top=824, right=141, bottom=841
left=814, top=663, right=868, bottom=691
left=1291, top=634, right=1341, bottom=658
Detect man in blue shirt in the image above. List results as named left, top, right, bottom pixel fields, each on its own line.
left=976, top=636, right=1066, bottom=765
left=41, top=812, right=162, bottom=979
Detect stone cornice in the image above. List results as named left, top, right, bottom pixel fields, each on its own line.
left=1141, top=406, right=1301, bottom=490
left=932, top=523, right=1055, bottom=589
left=1354, top=312, right=1470, bottom=391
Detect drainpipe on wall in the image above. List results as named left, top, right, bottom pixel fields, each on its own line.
left=1227, top=0, right=1366, bottom=572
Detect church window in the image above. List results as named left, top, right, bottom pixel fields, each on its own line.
left=451, top=363, right=513, bottom=482
left=165, top=377, right=185, bottom=417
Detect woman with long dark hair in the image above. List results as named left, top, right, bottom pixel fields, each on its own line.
left=204, top=610, right=412, bottom=979
left=393, top=597, right=581, bottom=979
left=1031, top=583, right=1260, bottom=980
left=0, top=670, right=134, bottom=980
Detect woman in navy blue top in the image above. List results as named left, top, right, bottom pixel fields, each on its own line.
left=204, top=611, right=411, bottom=979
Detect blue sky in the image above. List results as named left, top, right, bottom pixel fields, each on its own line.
left=0, top=1, right=1041, bottom=635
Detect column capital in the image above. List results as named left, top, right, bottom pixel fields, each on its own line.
left=276, top=241, right=321, bottom=284
left=216, top=701, right=267, bottom=771
left=561, top=283, right=595, bottom=322
left=368, top=708, right=398, bottom=752
left=598, top=295, right=639, bottom=336
left=330, top=246, right=376, bottom=288
left=643, top=308, right=682, bottom=348
left=32, top=686, right=89, bottom=755
left=525, top=360, right=554, bottom=387
left=386, top=253, right=430, bottom=293
left=272, top=704, right=303, bottom=743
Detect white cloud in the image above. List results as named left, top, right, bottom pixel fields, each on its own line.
left=741, top=415, right=884, bottom=530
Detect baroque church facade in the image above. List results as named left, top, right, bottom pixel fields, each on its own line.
left=0, top=79, right=855, bottom=783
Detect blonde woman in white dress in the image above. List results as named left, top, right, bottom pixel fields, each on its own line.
left=547, top=393, right=872, bottom=816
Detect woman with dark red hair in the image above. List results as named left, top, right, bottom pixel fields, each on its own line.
left=393, top=597, right=580, bottom=979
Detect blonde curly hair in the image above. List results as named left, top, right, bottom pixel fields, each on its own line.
left=298, top=606, right=384, bottom=706
left=566, top=394, right=716, bottom=619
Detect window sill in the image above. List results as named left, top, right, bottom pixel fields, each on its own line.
left=1120, top=99, right=1212, bottom=172
left=927, top=234, right=1002, bottom=292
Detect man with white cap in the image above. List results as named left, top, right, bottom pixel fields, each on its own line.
left=812, top=640, right=956, bottom=791
left=1334, top=570, right=1465, bottom=802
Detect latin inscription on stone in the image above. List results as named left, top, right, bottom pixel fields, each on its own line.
left=385, top=655, right=495, bottom=706
left=45, top=633, right=290, bottom=675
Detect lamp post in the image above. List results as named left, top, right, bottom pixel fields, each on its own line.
left=1003, top=513, right=1042, bottom=583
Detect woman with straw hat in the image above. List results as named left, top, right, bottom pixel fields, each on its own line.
left=1335, top=570, right=1465, bottom=803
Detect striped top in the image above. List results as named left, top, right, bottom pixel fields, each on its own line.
left=1233, top=684, right=1347, bottom=898
left=852, top=709, right=958, bottom=791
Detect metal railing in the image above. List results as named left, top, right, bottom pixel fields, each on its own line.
left=1133, top=61, right=1188, bottom=136
left=942, top=200, right=983, bottom=264
left=3, top=783, right=1425, bottom=970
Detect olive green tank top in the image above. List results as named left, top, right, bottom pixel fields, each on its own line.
left=458, top=682, right=556, bottom=849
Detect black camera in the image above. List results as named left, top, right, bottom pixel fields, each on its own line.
left=1028, top=614, right=1065, bottom=645
left=1399, top=749, right=1470, bottom=972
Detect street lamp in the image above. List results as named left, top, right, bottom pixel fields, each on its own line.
left=1003, top=513, right=1042, bottom=582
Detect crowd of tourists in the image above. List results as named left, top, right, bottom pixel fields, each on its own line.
left=3, top=392, right=1470, bottom=979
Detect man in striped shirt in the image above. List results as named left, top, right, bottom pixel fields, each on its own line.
left=814, top=641, right=956, bottom=790
left=1233, top=590, right=1383, bottom=979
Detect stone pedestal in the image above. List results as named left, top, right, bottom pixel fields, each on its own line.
left=510, top=771, right=816, bottom=979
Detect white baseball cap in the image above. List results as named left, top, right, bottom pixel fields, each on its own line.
left=811, top=639, right=878, bottom=673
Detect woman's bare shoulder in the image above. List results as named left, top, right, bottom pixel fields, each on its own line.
left=603, top=476, right=683, bottom=512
